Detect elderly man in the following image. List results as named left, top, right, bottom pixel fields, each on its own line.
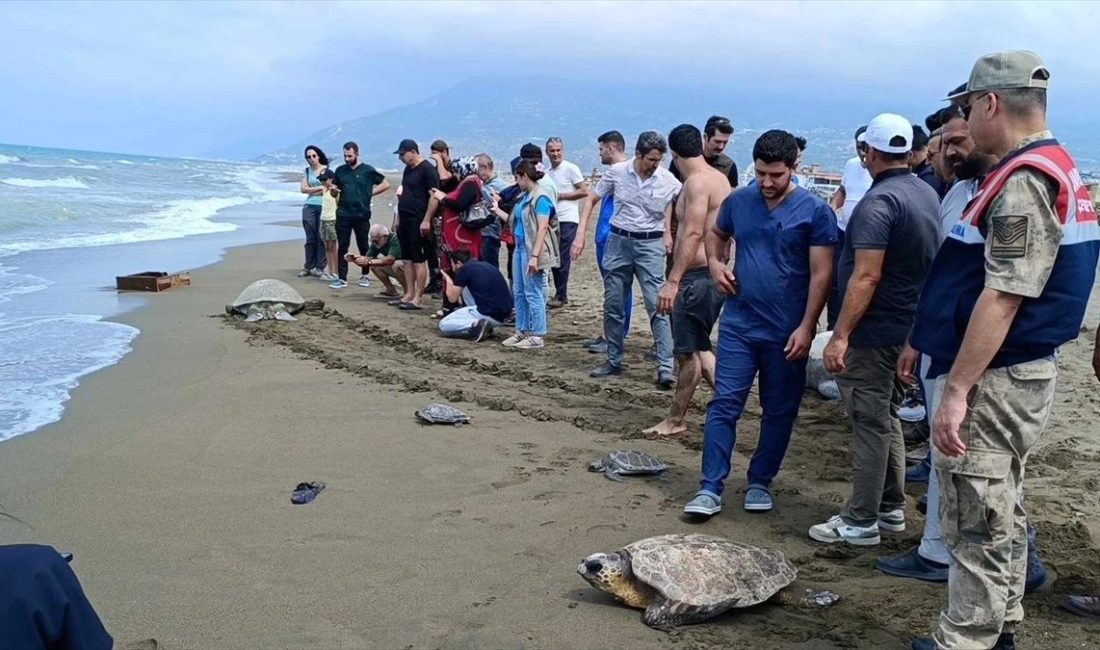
left=574, top=132, right=682, bottom=388
left=907, top=51, right=1099, bottom=650
left=347, top=223, right=404, bottom=297
left=811, top=113, right=941, bottom=547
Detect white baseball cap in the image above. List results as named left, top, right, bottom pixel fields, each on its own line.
left=862, top=113, right=912, bottom=154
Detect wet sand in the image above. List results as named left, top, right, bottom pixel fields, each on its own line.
left=0, top=230, right=1097, bottom=648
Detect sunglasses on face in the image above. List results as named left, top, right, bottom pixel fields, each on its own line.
left=961, top=94, right=989, bottom=122
left=306, top=153, right=318, bottom=159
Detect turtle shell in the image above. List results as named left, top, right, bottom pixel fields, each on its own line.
left=625, top=534, right=796, bottom=610
left=230, top=279, right=305, bottom=313
left=608, top=450, right=667, bottom=474
left=415, top=404, right=470, bottom=425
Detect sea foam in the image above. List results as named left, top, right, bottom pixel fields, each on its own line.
left=1, top=176, right=90, bottom=189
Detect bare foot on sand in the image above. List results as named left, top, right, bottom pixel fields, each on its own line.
left=643, top=419, right=687, bottom=437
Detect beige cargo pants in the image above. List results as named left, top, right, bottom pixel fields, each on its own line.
left=932, top=356, right=1057, bottom=649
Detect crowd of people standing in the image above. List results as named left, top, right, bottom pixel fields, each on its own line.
left=289, top=49, right=1100, bottom=649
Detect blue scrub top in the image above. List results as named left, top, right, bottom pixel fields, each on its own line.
left=716, top=186, right=837, bottom=343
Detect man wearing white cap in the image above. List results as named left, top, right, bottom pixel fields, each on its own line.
left=908, top=50, right=1100, bottom=650
left=810, top=113, right=940, bottom=547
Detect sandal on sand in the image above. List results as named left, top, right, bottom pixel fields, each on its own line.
left=291, top=481, right=326, bottom=505
left=399, top=303, right=424, bottom=311
left=387, top=299, right=405, bottom=307
left=378, top=290, right=400, bottom=298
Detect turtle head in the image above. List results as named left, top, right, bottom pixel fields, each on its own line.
left=578, top=552, right=645, bottom=607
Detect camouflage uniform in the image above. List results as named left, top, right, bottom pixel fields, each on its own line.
left=932, top=132, right=1062, bottom=649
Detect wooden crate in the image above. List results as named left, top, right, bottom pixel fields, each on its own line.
left=115, top=271, right=191, bottom=292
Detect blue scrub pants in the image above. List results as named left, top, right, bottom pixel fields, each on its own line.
left=596, top=233, right=631, bottom=339
left=700, top=324, right=808, bottom=496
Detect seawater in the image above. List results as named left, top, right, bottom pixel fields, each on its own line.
left=0, top=143, right=303, bottom=442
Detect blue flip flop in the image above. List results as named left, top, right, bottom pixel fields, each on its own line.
left=291, top=481, right=325, bottom=505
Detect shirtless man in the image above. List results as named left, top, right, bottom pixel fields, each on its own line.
left=683, top=130, right=836, bottom=517
left=647, top=124, right=732, bottom=435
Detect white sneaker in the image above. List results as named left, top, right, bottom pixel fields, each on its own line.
left=514, top=335, right=544, bottom=349
left=357, top=276, right=371, bottom=288
left=309, top=268, right=324, bottom=278
left=877, top=509, right=906, bottom=533
left=328, top=279, right=348, bottom=289
left=808, top=515, right=881, bottom=546
left=319, top=273, right=336, bottom=281
left=502, top=332, right=527, bottom=347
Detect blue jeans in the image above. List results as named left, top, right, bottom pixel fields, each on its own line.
left=700, top=324, right=808, bottom=496
left=512, top=240, right=547, bottom=336
left=596, top=234, right=631, bottom=339
left=602, top=233, right=671, bottom=373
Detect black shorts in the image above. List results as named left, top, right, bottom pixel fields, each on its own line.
left=671, top=268, right=724, bottom=356
left=397, top=218, right=430, bottom=263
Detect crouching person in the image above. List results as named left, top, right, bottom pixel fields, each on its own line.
left=347, top=224, right=405, bottom=297
left=439, top=248, right=513, bottom=342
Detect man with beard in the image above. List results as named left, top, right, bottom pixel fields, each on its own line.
left=908, top=51, right=1099, bottom=649
left=683, top=130, right=835, bottom=517
left=331, top=141, right=391, bottom=289
left=669, top=115, right=739, bottom=188
left=645, top=124, right=731, bottom=436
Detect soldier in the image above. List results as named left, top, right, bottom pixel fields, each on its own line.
left=909, top=51, right=1100, bottom=649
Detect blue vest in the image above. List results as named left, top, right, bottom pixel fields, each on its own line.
left=911, top=139, right=1100, bottom=377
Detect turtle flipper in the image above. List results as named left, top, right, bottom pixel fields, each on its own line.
left=643, top=597, right=718, bottom=628
left=604, top=467, right=625, bottom=482
left=274, top=310, right=297, bottom=321
left=244, top=305, right=264, bottom=322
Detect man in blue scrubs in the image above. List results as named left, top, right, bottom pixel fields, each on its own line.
left=684, top=130, right=836, bottom=517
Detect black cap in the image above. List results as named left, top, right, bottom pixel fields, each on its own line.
left=430, top=139, right=449, bottom=153
left=393, top=139, right=418, bottom=155
left=317, top=169, right=335, bottom=182
left=519, top=143, right=542, bottom=161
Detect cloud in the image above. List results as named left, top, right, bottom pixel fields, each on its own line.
left=0, top=0, right=1096, bottom=157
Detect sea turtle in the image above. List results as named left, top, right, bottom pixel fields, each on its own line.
left=226, top=279, right=306, bottom=322
left=415, top=403, right=470, bottom=426
left=806, top=330, right=841, bottom=400
left=588, top=450, right=667, bottom=482
left=578, top=533, right=839, bottom=628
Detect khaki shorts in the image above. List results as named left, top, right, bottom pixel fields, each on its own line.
left=320, top=220, right=337, bottom=242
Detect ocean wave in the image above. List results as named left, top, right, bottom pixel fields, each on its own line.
left=0, top=315, right=138, bottom=442
left=0, top=196, right=247, bottom=256
left=0, top=265, right=52, bottom=304
left=0, top=154, right=21, bottom=164
left=116, top=159, right=135, bottom=165
left=1, top=176, right=90, bottom=189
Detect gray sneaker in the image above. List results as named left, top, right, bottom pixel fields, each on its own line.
left=683, top=491, right=722, bottom=517
left=743, top=485, right=774, bottom=512
left=296, top=269, right=311, bottom=277
left=877, top=508, right=906, bottom=533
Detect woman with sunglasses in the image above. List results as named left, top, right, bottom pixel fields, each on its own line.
left=298, top=145, right=329, bottom=277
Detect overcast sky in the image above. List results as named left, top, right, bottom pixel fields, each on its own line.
left=2, top=0, right=1098, bottom=158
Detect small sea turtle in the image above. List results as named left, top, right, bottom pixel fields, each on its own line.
left=578, top=533, right=839, bottom=628
left=415, top=404, right=470, bottom=426
left=588, top=450, right=667, bottom=482
left=226, top=279, right=306, bottom=322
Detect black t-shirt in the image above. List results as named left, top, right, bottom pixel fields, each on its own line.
left=455, top=261, right=513, bottom=322
left=399, top=160, right=440, bottom=222
left=670, top=153, right=739, bottom=187
left=334, top=162, right=386, bottom=220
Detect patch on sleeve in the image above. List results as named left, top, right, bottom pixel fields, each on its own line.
left=990, top=215, right=1028, bottom=258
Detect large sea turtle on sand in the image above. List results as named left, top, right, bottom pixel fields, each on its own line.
left=226, top=279, right=306, bottom=322
left=578, top=533, right=838, bottom=628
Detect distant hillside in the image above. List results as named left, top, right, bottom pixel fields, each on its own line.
left=258, top=75, right=859, bottom=174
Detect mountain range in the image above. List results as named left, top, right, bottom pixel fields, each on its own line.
left=258, top=75, right=1100, bottom=174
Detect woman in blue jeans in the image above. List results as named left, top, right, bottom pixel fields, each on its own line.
left=491, top=160, right=559, bottom=350
left=298, top=145, right=328, bottom=277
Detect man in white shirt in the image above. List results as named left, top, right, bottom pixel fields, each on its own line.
left=827, top=125, right=873, bottom=327
left=575, top=131, right=682, bottom=388
left=545, top=137, right=588, bottom=309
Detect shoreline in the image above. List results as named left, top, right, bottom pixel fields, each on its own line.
left=0, top=233, right=1096, bottom=647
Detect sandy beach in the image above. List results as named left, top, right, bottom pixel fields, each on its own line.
left=1, top=219, right=1098, bottom=649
